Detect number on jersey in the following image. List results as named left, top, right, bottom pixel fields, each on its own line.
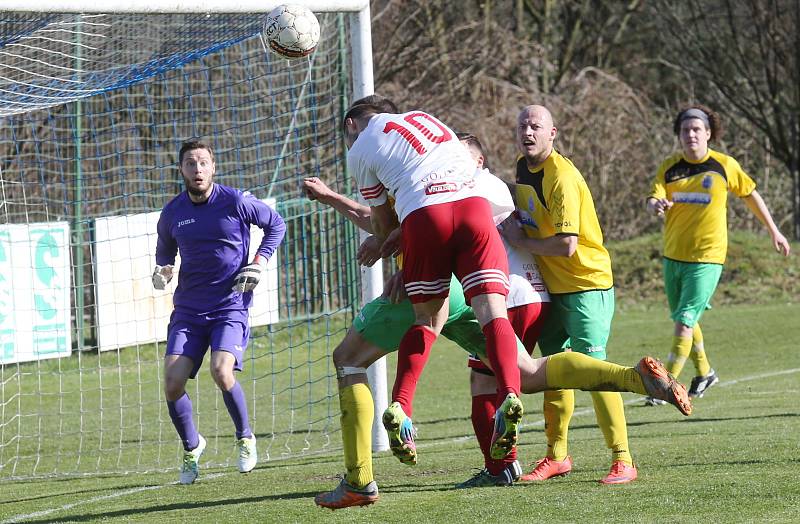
left=383, top=112, right=453, bottom=154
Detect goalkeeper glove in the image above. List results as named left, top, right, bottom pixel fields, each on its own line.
left=152, top=265, right=174, bottom=290
left=232, top=256, right=267, bottom=293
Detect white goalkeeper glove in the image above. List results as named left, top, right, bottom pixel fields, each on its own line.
left=232, top=256, right=267, bottom=293
left=152, top=265, right=174, bottom=290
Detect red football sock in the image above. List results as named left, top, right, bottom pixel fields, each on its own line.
left=472, top=393, right=516, bottom=475
left=471, top=393, right=495, bottom=466
left=392, top=325, right=437, bottom=417
left=482, top=318, right=521, bottom=405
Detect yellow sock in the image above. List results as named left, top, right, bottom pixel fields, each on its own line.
left=665, top=335, right=693, bottom=378
left=689, top=324, right=711, bottom=377
left=545, top=352, right=646, bottom=395
left=543, top=389, right=573, bottom=461
left=340, top=383, right=374, bottom=489
left=591, top=391, right=632, bottom=466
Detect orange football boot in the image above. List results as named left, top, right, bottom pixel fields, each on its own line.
left=519, top=456, right=573, bottom=482
left=600, top=461, right=638, bottom=484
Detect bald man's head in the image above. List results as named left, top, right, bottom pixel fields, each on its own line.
left=516, top=105, right=557, bottom=168
left=519, top=105, right=554, bottom=127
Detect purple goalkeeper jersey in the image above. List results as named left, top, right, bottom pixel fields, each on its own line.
left=155, top=183, right=286, bottom=315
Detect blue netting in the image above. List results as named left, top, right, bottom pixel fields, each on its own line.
left=0, top=14, right=56, bottom=46
left=0, top=13, right=268, bottom=114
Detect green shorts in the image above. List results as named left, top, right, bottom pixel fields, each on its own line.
left=663, top=258, right=722, bottom=327
left=354, top=275, right=488, bottom=359
left=537, top=288, right=615, bottom=360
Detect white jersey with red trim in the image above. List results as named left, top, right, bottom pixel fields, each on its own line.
left=473, top=167, right=514, bottom=225
left=503, top=236, right=550, bottom=307
left=471, top=169, right=546, bottom=306
left=349, top=111, right=481, bottom=222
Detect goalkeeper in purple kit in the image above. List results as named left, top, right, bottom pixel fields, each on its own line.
left=153, top=140, right=286, bottom=484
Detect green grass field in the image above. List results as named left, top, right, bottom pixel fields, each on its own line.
left=2, top=301, right=798, bottom=523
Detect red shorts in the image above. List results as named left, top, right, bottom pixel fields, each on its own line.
left=468, top=301, right=551, bottom=371
left=402, top=197, right=509, bottom=304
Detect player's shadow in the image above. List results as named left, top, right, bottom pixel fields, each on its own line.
left=381, top=452, right=800, bottom=494
left=14, top=492, right=318, bottom=524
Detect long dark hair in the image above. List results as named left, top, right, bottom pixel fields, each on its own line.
left=673, top=104, right=723, bottom=142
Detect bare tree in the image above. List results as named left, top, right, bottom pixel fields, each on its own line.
left=652, top=0, right=800, bottom=239
left=367, top=0, right=794, bottom=239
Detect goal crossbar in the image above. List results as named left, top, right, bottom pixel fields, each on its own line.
left=0, top=0, right=369, bottom=14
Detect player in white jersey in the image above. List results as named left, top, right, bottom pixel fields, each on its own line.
left=348, top=113, right=481, bottom=222
left=506, top=242, right=549, bottom=305
left=343, top=102, right=525, bottom=466
left=456, top=134, right=552, bottom=488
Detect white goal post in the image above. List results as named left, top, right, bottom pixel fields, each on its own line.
left=0, top=0, right=388, bottom=480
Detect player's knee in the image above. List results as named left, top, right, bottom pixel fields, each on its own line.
left=428, top=320, right=446, bottom=335
left=209, top=363, right=235, bottom=389
left=674, top=322, right=693, bottom=337
left=332, top=343, right=354, bottom=369
left=469, top=293, right=508, bottom=326
left=332, top=328, right=385, bottom=369
left=333, top=345, right=369, bottom=381
left=412, top=317, right=445, bottom=336
left=470, top=369, right=497, bottom=396
left=163, top=378, right=185, bottom=401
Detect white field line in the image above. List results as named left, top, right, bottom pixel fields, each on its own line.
left=5, top=367, right=800, bottom=522
left=3, top=473, right=225, bottom=524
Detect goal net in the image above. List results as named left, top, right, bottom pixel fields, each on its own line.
left=0, top=2, right=379, bottom=479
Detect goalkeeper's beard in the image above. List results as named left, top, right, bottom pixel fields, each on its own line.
left=186, top=181, right=213, bottom=200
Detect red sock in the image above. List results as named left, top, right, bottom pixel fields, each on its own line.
left=482, top=318, right=521, bottom=406
left=472, top=393, right=515, bottom=475
left=392, top=325, right=437, bottom=417
left=471, top=393, right=495, bottom=465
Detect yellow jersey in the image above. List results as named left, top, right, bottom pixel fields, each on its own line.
left=514, top=151, right=613, bottom=294
left=649, top=149, right=756, bottom=264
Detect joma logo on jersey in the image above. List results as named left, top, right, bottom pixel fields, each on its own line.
left=177, top=218, right=196, bottom=227
left=425, top=182, right=458, bottom=195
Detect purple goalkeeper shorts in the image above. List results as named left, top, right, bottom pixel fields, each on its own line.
left=166, top=309, right=250, bottom=379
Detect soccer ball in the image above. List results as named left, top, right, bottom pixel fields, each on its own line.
left=263, top=4, right=321, bottom=58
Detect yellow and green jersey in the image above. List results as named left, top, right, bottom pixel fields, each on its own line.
left=514, top=151, right=613, bottom=294
left=650, top=149, right=756, bottom=264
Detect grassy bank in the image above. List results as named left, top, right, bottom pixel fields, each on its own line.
left=608, top=230, right=798, bottom=310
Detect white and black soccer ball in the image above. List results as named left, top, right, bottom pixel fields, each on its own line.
left=263, top=4, right=321, bottom=58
